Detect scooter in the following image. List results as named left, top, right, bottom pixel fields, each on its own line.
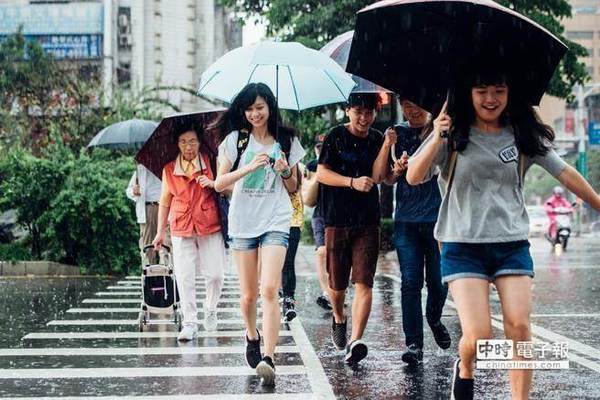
left=549, top=206, right=575, bottom=255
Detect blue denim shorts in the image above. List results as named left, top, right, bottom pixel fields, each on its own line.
left=230, top=231, right=290, bottom=250
left=440, top=240, right=534, bottom=283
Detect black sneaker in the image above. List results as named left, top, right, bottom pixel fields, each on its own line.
left=316, top=294, right=332, bottom=310
left=245, top=329, right=262, bottom=369
left=430, top=321, right=452, bottom=349
left=401, top=343, right=423, bottom=365
left=282, top=296, right=297, bottom=322
left=331, top=316, right=347, bottom=350
left=451, top=358, right=474, bottom=400
left=345, top=339, right=368, bottom=364
left=256, top=356, right=276, bottom=386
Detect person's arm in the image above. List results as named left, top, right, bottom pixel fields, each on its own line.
left=125, top=172, right=138, bottom=201
left=406, top=101, right=450, bottom=185
left=316, top=164, right=374, bottom=192
left=557, top=166, right=600, bottom=211
left=153, top=173, right=172, bottom=250
left=214, top=153, right=270, bottom=192
left=282, top=164, right=299, bottom=193
left=372, top=127, right=396, bottom=184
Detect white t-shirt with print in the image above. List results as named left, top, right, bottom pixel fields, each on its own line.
left=218, top=130, right=306, bottom=238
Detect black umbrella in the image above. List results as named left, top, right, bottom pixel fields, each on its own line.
left=87, top=119, right=158, bottom=150
left=347, top=0, right=568, bottom=112
left=135, top=109, right=226, bottom=180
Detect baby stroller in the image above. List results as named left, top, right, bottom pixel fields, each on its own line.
left=138, top=244, right=182, bottom=332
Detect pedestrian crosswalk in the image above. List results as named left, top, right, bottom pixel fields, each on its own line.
left=0, top=274, right=335, bottom=399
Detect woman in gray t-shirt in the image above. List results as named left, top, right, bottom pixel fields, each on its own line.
left=407, top=72, right=600, bottom=400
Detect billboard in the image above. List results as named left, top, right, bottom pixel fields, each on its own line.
left=0, top=3, right=103, bottom=60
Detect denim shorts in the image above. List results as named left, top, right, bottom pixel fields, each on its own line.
left=229, top=231, right=290, bottom=250
left=311, top=216, right=325, bottom=248
left=440, top=240, right=534, bottom=283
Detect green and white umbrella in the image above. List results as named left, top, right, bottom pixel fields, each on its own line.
left=197, top=41, right=356, bottom=111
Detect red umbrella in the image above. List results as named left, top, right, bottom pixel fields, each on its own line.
left=135, top=109, right=226, bottom=180
left=347, top=0, right=568, bottom=111
left=320, top=31, right=392, bottom=94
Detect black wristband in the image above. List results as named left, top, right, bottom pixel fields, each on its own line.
left=349, top=177, right=354, bottom=190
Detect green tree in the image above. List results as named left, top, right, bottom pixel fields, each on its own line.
left=220, top=0, right=588, bottom=99
left=0, top=149, right=69, bottom=258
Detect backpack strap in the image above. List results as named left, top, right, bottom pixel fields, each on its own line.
left=231, top=129, right=250, bottom=172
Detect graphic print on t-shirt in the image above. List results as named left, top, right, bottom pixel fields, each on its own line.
left=241, top=145, right=281, bottom=195
left=499, top=145, right=518, bottom=164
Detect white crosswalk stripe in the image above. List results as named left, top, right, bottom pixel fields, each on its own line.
left=4, top=276, right=334, bottom=399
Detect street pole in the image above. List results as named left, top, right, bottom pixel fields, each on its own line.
left=576, top=84, right=588, bottom=180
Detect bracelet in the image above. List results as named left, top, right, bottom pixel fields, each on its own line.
left=349, top=177, right=354, bottom=190
left=281, top=169, right=292, bottom=179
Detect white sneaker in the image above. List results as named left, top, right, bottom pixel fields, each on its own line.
left=177, top=324, right=197, bottom=341
left=204, top=310, right=218, bottom=331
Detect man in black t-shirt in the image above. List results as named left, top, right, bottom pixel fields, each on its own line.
left=316, top=93, right=386, bottom=364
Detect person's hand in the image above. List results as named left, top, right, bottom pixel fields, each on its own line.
left=351, top=176, right=375, bottom=192
left=383, top=127, right=397, bottom=148
left=246, top=153, right=270, bottom=172
left=273, top=157, right=291, bottom=177
left=133, top=184, right=141, bottom=196
left=197, top=175, right=214, bottom=188
left=392, top=151, right=409, bottom=176
left=152, top=232, right=164, bottom=251
left=433, top=101, right=452, bottom=138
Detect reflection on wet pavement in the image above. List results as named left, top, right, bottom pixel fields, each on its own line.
left=0, top=236, right=598, bottom=398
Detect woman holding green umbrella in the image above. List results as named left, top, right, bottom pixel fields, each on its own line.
left=214, top=83, right=306, bottom=386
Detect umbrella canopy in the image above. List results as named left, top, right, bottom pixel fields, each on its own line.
left=197, top=41, right=356, bottom=111
left=347, top=0, right=568, bottom=111
left=134, top=109, right=226, bottom=180
left=320, top=30, right=391, bottom=94
left=87, top=119, right=158, bottom=150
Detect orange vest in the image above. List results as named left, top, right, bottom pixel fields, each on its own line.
left=163, top=152, right=221, bottom=237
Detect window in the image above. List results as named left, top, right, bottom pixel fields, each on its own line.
left=573, top=7, right=597, bottom=14
left=566, top=31, right=594, bottom=39
left=587, top=48, right=594, bottom=57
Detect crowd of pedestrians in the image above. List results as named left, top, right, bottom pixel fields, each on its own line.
left=128, top=70, right=600, bottom=399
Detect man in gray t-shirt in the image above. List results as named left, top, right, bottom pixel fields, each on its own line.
left=412, top=126, right=567, bottom=243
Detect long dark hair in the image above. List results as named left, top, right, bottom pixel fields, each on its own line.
left=215, top=82, right=279, bottom=140
left=214, top=82, right=298, bottom=155
left=448, top=71, right=555, bottom=157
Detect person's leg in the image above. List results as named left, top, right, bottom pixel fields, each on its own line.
left=395, top=221, right=425, bottom=348
left=259, top=243, right=288, bottom=358
left=349, top=226, right=379, bottom=342
left=232, top=246, right=260, bottom=340
left=316, top=246, right=329, bottom=293
left=171, top=235, right=200, bottom=327
left=197, top=232, right=225, bottom=312
left=281, top=227, right=301, bottom=299
left=326, top=227, right=351, bottom=324
left=349, top=283, right=372, bottom=341
left=312, top=217, right=330, bottom=296
left=448, top=278, right=493, bottom=379
left=139, top=223, right=147, bottom=267
left=494, top=275, right=533, bottom=400
left=142, top=204, right=159, bottom=264
left=422, top=223, right=449, bottom=329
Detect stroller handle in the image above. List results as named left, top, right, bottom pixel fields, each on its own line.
left=143, top=244, right=171, bottom=253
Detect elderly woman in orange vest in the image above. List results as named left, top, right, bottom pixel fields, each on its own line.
left=153, top=120, right=226, bottom=341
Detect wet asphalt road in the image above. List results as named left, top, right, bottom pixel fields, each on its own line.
left=0, top=236, right=598, bottom=399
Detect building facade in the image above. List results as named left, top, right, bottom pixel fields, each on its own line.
left=0, top=0, right=242, bottom=112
